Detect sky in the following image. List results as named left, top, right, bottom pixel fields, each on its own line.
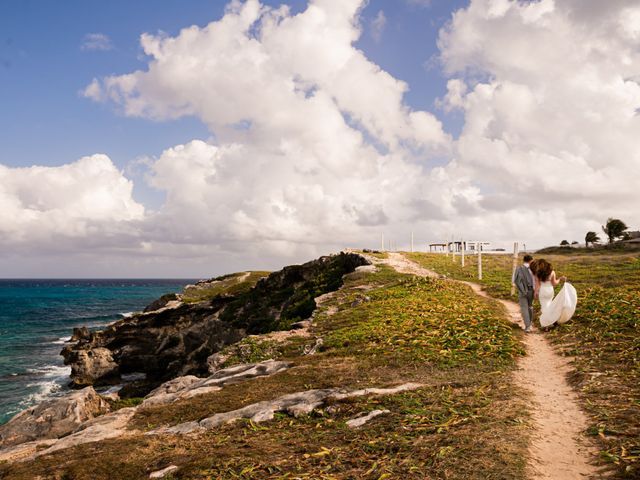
left=1, top=0, right=639, bottom=277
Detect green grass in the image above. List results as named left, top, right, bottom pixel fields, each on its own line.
left=407, top=251, right=640, bottom=478
left=322, top=268, right=524, bottom=366
left=181, top=271, right=270, bottom=303
left=108, top=397, right=144, bottom=411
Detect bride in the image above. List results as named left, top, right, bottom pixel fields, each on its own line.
left=532, top=259, right=577, bottom=328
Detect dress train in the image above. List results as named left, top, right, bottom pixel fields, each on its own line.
left=538, top=282, right=577, bottom=328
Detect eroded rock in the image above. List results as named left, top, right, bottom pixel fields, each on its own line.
left=37, top=407, right=138, bottom=457
left=346, top=409, right=390, bottom=428
left=149, top=465, right=179, bottom=478
left=142, top=360, right=292, bottom=407
left=148, top=383, right=423, bottom=436
left=62, top=347, right=120, bottom=387
left=0, top=387, right=109, bottom=447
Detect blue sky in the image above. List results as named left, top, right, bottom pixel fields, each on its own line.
left=2, top=0, right=637, bottom=277
left=0, top=0, right=464, bottom=172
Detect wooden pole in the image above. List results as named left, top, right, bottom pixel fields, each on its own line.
left=381, top=233, right=384, bottom=252
left=477, top=242, right=483, bottom=280
left=461, top=241, right=465, bottom=267
left=445, top=239, right=449, bottom=257
left=511, top=242, right=518, bottom=296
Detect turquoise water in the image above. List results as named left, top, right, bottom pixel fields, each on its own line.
left=0, top=279, right=196, bottom=425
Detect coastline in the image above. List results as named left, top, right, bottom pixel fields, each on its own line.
left=0, top=279, right=196, bottom=425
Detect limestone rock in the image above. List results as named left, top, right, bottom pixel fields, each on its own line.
left=346, top=409, right=390, bottom=428
left=150, top=465, right=179, bottom=478
left=142, top=360, right=291, bottom=407
left=61, top=347, right=119, bottom=387
left=70, top=326, right=91, bottom=342
left=36, top=407, right=138, bottom=457
left=143, top=293, right=179, bottom=313
left=148, top=383, right=423, bottom=436
left=303, top=337, right=323, bottom=355
left=0, top=387, right=110, bottom=447
left=355, top=265, right=377, bottom=273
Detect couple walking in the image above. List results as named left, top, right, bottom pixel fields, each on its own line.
left=513, top=255, right=577, bottom=332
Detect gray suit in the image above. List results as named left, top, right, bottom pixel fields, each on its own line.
left=513, top=264, right=534, bottom=330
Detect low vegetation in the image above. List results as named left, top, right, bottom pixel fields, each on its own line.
left=407, top=250, right=640, bottom=478
left=1, top=262, right=529, bottom=479
left=181, top=271, right=271, bottom=304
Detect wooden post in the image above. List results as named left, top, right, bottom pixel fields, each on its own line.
left=511, top=242, right=518, bottom=296
left=445, top=239, right=449, bottom=257
left=477, top=242, right=483, bottom=280
left=381, top=233, right=385, bottom=252
left=461, top=241, right=465, bottom=267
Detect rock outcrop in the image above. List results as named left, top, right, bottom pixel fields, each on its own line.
left=0, top=387, right=109, bottom=447
left=0, top=360, right=293, bottom=463
left=149, top=383, right=423, bottom=436
left=61, top=253, right=369, bottom=391
left=142, top=360, right=292, bottom=407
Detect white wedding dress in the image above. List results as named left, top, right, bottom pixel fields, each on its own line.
left=538, top=280, right=577, bottom=328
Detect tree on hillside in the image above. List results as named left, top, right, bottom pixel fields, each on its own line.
left=560, top=240, right=570, bottom=246
left=602, top=218, right=628, bottom=244
left=585, top=231, right=600, bottom=247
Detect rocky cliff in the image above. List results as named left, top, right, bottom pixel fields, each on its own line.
left=61, top=252, right=368, bottom=392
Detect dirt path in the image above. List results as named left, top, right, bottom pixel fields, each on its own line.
left=384, top=252, right=600, bottom=480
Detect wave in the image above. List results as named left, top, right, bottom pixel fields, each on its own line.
left=22, top=379, right=65, bottom=406
left=6, top=365, right=73, bottom=415
left=120, top=312, right=135, bottom=318
left=26, top=364, right=71, bottom=379
left=50, top=336, right=71, bottom=345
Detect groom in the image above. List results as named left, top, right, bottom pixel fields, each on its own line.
left=513, top=254, right=535, bottom=333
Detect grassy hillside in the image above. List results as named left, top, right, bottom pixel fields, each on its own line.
left=181, top=271, right=271, bottom=304
left=1, top=264, right=529, bottom=479
left=406, top=251, right=640, bottom=478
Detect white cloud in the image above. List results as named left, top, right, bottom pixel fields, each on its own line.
left=0, top=155, right=144, bottom=251
left=81, top=33, right=113, bottom=52
left=436, top=0, right=640, bottom=242
left=79, top=0, right=456, bottom=259
left=370, top=10, right=387, bottom=43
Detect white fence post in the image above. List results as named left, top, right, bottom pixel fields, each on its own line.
left=477, top=242, right=483, bottom=280
left=452, top=236, right=456, bottom=263
left=511, top=242, right=518, bottom=296
left=461, top=241, right=465, bottom=267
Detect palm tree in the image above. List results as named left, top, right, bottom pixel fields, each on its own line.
left=585, top=231, right=600, bottom=248
left=602, top=218, right=628, bottom=244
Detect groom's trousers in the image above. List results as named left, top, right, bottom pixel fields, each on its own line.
left=518, top=289, right=534, bottom=329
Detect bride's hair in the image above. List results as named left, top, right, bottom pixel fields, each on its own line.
left=535, top=259, right=552, bottom=282
left=529, top=259, right=539, bottom=275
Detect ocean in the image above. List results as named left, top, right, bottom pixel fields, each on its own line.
left=0, top=279, right=197, bottom=425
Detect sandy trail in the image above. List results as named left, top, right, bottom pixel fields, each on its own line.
left=384, top=252, right=600, bottom=480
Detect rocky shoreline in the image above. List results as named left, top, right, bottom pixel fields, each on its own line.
left=0, top=252, right=369, bottom=464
